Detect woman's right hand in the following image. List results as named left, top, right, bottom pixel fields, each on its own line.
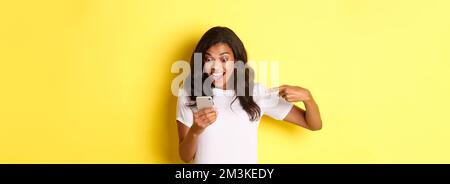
left=190, top=107, right=217, bottom=136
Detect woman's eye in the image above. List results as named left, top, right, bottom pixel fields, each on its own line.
left=221, top=58, right=228, bottom=62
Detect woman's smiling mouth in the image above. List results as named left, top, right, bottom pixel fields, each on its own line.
left=211, top=72, right=225, bottom=80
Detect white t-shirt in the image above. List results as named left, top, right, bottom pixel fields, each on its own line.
left=176, top=83, right=293, bottom=164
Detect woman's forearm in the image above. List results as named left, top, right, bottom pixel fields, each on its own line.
left=304, top=99, right=322, bottom=130
left=179, top=130, right=199, bottom=163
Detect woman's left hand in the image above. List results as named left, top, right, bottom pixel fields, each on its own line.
left=272, top=85, right=313, bottom=103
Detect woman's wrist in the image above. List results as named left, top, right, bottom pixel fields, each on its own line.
left=187, top=128, right=201, bottom=138
left=303, top=95, right=315, bottom=105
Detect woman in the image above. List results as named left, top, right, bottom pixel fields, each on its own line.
left=176, top=26, right=322, bottom=164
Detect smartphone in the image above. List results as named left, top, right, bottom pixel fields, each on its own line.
left=196, top=96, right=214, bottom=110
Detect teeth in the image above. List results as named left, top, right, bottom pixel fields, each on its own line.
left=212, top=72, right=224, bottom=80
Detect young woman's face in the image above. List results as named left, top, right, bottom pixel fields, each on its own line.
left=203, top=43, right=235, bottom=89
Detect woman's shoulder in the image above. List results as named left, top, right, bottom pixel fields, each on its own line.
left=176, top=87, right=192, bottom=102
left=177, top=87, right=189, bottom=97
left=252, top=83, right=269, bottom=94
left=176, top=88, right=197, bottom=107
left=252, top=83, right=274, bottom=102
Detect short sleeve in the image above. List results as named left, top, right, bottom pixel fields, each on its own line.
left=254, top=84, right=294, bottom=120
left=176, top=89, right=194, bottom=127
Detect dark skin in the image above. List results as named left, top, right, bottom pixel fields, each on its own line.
left=177, top=44, right=322, bottom=163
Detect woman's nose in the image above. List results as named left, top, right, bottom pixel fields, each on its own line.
left=212, top=60, right=222, bottom=71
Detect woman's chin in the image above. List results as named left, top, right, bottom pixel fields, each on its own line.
left=213, top=80, right=226, bottom=88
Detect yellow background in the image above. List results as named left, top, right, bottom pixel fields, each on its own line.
left=0, top=0, right=449, bottom=163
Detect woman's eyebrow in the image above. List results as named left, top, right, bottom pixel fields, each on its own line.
left=205, top=52, right=229, bottom=57
left=219, top=52, right=230, bottom=56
